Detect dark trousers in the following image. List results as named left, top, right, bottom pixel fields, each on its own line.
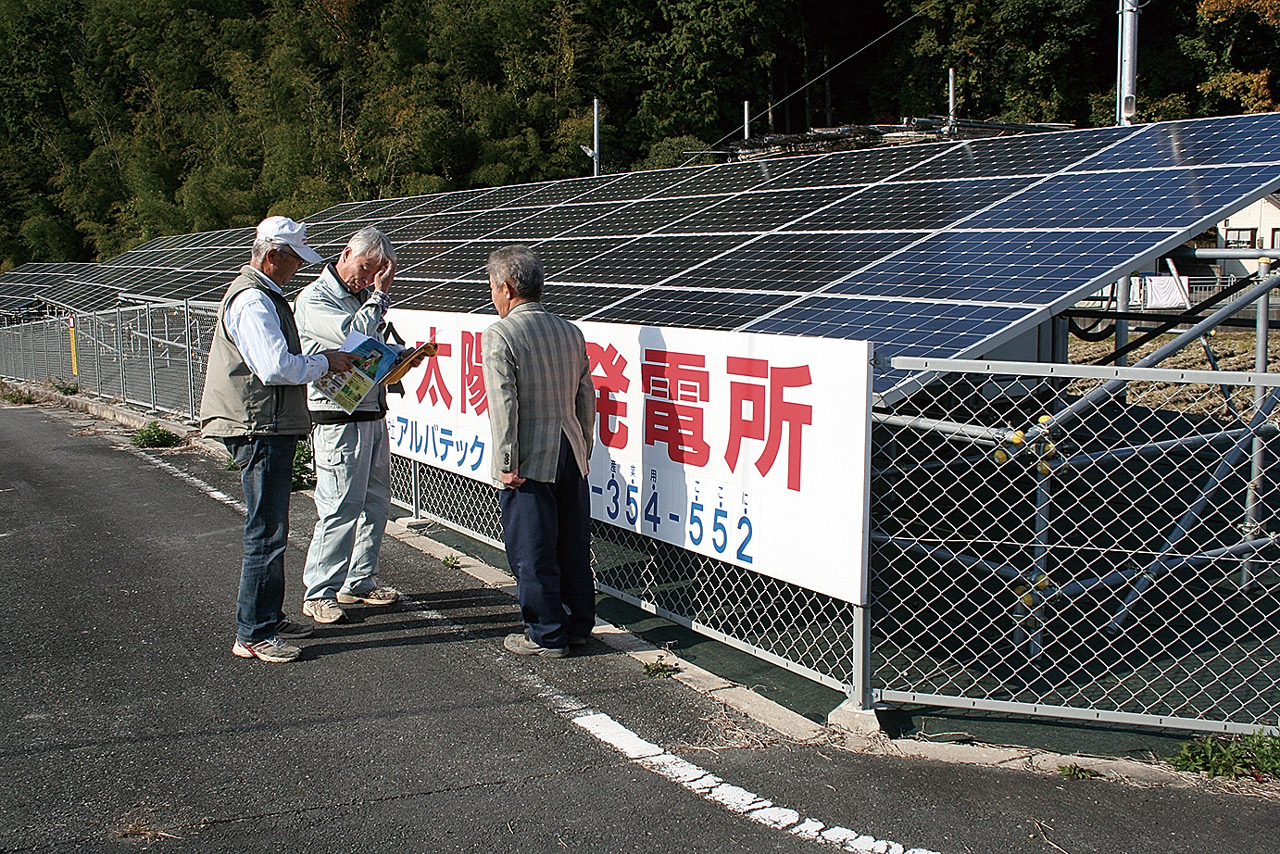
left=498, top=434, right=594, bottom=649
left=224, top=435, right=297, bottom=641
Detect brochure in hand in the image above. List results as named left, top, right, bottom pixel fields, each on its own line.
left=313, top=331, right=437, bottom=413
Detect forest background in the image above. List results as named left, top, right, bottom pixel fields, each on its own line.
left=0, top=0, right=1276, bottom=270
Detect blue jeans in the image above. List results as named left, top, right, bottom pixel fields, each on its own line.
left=224, top=435, right=298, bottom=642
left=303, top=420, right=391, bottom=601
left=498, top=434, right=594, bottom=649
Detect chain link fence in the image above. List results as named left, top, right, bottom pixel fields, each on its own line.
left=0, top=303, right=217, bottom=420
left=872, top=356, right=1280, bottom=734
left=4, top=306, right=1279, bottom=733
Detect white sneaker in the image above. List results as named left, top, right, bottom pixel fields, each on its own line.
left=232, top=636, right=301, bottom=663
left=302, top=598, right=347, bottom=624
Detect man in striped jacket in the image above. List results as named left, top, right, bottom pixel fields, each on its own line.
left=481, top=245, right=597, bottom=658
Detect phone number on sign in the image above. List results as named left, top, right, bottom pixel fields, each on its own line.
left=591, top=463, right=756, bottom=566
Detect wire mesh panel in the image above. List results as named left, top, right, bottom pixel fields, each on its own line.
left=145, top=305, right=195, bottom=420
left=117, top=308, right=153, bottom=410
left=872, top=358, right=1280, bottom=733
left=389, top=455, right=861, bottom=690
left=591, top=522, right=861, bottom=688
left=188, top=303, right=219, bottom=421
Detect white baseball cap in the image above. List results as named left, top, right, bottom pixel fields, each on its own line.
left=255, top=216, right=324, bottom=264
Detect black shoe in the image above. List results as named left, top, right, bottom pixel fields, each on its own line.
left=274, top=617, right=314, bottom=639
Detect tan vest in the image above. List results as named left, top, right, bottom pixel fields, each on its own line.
left=200, top=268, right=312, bottom=438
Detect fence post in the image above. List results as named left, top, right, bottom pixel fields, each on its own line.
left=145, top=306, right=157, bottom=412
left=40, top=319, right=49, bottom=382
left=1243, top=257, right=1274, bottom=591
left=185, top=299, right=196, bottom=421
left=412, top=459, right=422, bottom=520
left=115, top=306, right=126, bottom=401
left=92, top=314, right=103, bottom=398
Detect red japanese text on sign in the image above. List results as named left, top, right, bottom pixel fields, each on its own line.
left=587, top=342, right=630, bottom=449
left=460, top=331, right=487, bottom=415
left=414, top=329, right=453, bottom=408
left=642, top=349, right=710, bottom=466
left=725, top=356, right=813, bottom=491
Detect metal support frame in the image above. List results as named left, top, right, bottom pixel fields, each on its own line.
left=887, top=345, right=1280, bottom=655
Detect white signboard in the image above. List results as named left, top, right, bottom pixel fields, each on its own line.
left=383, top=308, right=873, bottom=605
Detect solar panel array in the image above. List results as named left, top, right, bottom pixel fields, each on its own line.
left=10, top=112, right=1280, bottom=398
left=0, top=263, right=96, bottom=318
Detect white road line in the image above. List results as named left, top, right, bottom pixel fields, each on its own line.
left=127, top=447, right=245, bottom=512
left=469, top=623, right=942, bottom=854
left=133, top=448, right=942, bottom=854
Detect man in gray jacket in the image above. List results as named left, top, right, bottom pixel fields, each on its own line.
left=294, top=227, right=407, bottom=624
left=482, top=245, right=597, bottom=657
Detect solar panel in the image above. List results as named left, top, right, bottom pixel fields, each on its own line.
left=357, top=112, right=1280, bottom=403
left=18, top=112, right=1278, bottom=404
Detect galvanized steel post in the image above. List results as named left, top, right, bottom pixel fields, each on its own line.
left=115, top=306, right=126, bottom=401
left=184, top=299, right=196, bottom=421
left=145, top=307, right=157, bottom=412
left=1244, top=257, right=1273, bottom=590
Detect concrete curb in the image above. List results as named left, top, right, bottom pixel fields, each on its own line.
left=18, top=383, right=1207, bottom=789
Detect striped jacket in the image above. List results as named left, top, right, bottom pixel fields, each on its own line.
left=481, top=301, right=596, bottom=486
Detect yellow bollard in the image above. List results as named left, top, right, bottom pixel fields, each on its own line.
left=68, top=316, right=79, bottom=376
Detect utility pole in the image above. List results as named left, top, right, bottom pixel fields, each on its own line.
left=580, top=98, right=601, bottom=176
left=592, top=98, right=600, bottom=176
left=1113, top=0, right=1140, bottom=366
left=1116, top=0, right=1139, bottom=126
left=947, top=67, right=957, bottom=136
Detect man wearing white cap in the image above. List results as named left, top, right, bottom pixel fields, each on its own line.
left=201, top=216, right=355, bottom=663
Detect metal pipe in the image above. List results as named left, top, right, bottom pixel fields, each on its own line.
left=1056, top=534, right=1280, bottom=601
left=849, top=603, right=873, bottom=712
left=592, top=98, right=600, bottom=177
left=1117, top=0, right=1139, bottom=125
left=1115, top=276, right=1129, bottom=368
left=873, top=411, right=1019, bottom=445
left=92, top=315, right=102, bottom=399
left=115, top=306, right=125, bottom=402
left=1066, top=423, right=1280, bottom=467
left=870, top=531, right=1030, bottom=584
left=743, top=101, right=750, bottom=140
left=1169, top=247, right=1279, bottom=261
left=1243, top=257, right=1272, bottom=590
left=948, top=67, right=956, bottom=134
left=145, top=307, right=157, bottom=412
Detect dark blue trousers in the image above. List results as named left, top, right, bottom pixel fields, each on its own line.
left=498, top=434, right=594, bottom=649
left=223, top=435, right=297, bottom=642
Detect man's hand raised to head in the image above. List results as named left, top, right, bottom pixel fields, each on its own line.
left=372, top=257, right=396, bottom=294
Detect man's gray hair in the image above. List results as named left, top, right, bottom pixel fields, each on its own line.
left=346, top=227, right=395, bottom=263
left=250, top=238, right=278, bottom=264
left=487, top=245, right=543, bottom=300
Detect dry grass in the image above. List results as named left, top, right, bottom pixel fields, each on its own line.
left=1067, top=329, right=1280, bottom=419
left=112, top=810, right=181, bottom=842
left=670, top=705, right=785, bottom=754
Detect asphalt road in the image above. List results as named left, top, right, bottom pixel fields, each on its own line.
left=2, top=400, right=1278, bottom=854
